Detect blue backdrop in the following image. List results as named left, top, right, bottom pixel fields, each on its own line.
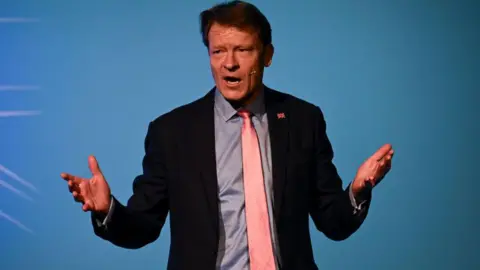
left=1, top=0, right=478, bottom=269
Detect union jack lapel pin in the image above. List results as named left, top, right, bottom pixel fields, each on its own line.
left=277, top=112, right=286, bottom=119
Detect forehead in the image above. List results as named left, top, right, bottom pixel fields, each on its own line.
left=208, top=23, right=259, bottom=46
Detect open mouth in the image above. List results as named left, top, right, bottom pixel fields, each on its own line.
left=223, top=76, right=242, bottom=86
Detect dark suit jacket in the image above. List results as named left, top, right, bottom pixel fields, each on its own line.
left=92, top=86, right=371, bottom=270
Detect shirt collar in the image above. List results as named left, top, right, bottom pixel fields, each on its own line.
left=214, top=86, right=266, bottom=122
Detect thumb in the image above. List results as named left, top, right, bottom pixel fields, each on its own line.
left=88, top=155, right=103, bottom=177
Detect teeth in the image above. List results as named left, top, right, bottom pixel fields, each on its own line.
left=225, top=80, right=240, bottom=85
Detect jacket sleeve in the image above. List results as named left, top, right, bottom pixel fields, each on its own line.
left=308, top=106, right=371, bottom=241
left=91, top=120, right=170, bottom=249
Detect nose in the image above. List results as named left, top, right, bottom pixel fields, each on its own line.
left=223, top=51, right=239, bottom=72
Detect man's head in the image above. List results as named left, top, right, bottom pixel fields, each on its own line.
left=200, top=1, right=274, bottom=106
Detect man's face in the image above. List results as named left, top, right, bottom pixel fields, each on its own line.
left=207, top=23, right=273, bottom=104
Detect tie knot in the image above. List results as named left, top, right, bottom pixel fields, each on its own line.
left=237, top=110, right=251, bottom=119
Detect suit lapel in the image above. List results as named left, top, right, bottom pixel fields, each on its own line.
left=265, top=87, right=290, bottom=223
left=192, top=89, right=219, bottom=235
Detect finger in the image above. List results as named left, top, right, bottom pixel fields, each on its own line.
left=385, top=150, right=394, bottom=160
left=385, top=163, right=391, bottom=173
left=384, top=158, right=392, bottom=170
left=384, top=157, right=392, bottom=167
left=88, top=155, right=103, bottom=177
left=60, top=172, right=72, bottom=181
left=377, top=159, right=392, bottom=178
left=72, top=191, right=85, bottom=203
left=67, top=180, right=80, bottom=193
left=82, top=199, right=94, bottom=212
left=366, top=176, right=375, bottom=188
left=379, top=149, right=394, bottom=162
left=371, top=144, right=393, bottom=162
left=379, top=159, right=386, bottom=167
left=61, top=173, right=83, bottom=185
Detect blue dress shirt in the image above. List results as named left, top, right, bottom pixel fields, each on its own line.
left=213, top=88, right=280, bottom=269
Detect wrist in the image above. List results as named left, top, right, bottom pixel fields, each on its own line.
left=97, top=195, right=112, bottom=215
left=351, top=178, right=362, bottom=197
left=351, top=178, right=372, bottom=201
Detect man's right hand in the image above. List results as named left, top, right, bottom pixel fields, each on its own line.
left=61, top=155, right=112, bottom=214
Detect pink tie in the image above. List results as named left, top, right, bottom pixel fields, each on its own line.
left=238, top=110, right=276, bottom=270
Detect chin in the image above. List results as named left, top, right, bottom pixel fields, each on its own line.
left=218, top=87, right=248, bottom=101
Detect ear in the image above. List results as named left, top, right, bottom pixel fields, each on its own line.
left=263, top=44, right=274, bottom=67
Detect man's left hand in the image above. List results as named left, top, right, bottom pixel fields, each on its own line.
left=352, top=143, right=394, bottom=196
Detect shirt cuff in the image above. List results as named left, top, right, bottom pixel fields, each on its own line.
left=349, top=184, right=367, bottom=215
left=95, top=196, right=115, bottom=228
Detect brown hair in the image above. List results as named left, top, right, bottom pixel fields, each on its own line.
left=199, top=0, right=272, bottom=48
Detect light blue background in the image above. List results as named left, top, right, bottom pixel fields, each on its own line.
left=1, top=0, right=478, bottom=269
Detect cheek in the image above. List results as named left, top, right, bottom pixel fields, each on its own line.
left=242, top=58, right=261, bottom=73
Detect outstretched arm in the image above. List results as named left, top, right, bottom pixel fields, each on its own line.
left=308, top=106, right=371, bottom=241
left=92, top=121, right=169, bottom=249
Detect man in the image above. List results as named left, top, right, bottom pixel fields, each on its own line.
left=61, top=1, right=394, bottom=269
